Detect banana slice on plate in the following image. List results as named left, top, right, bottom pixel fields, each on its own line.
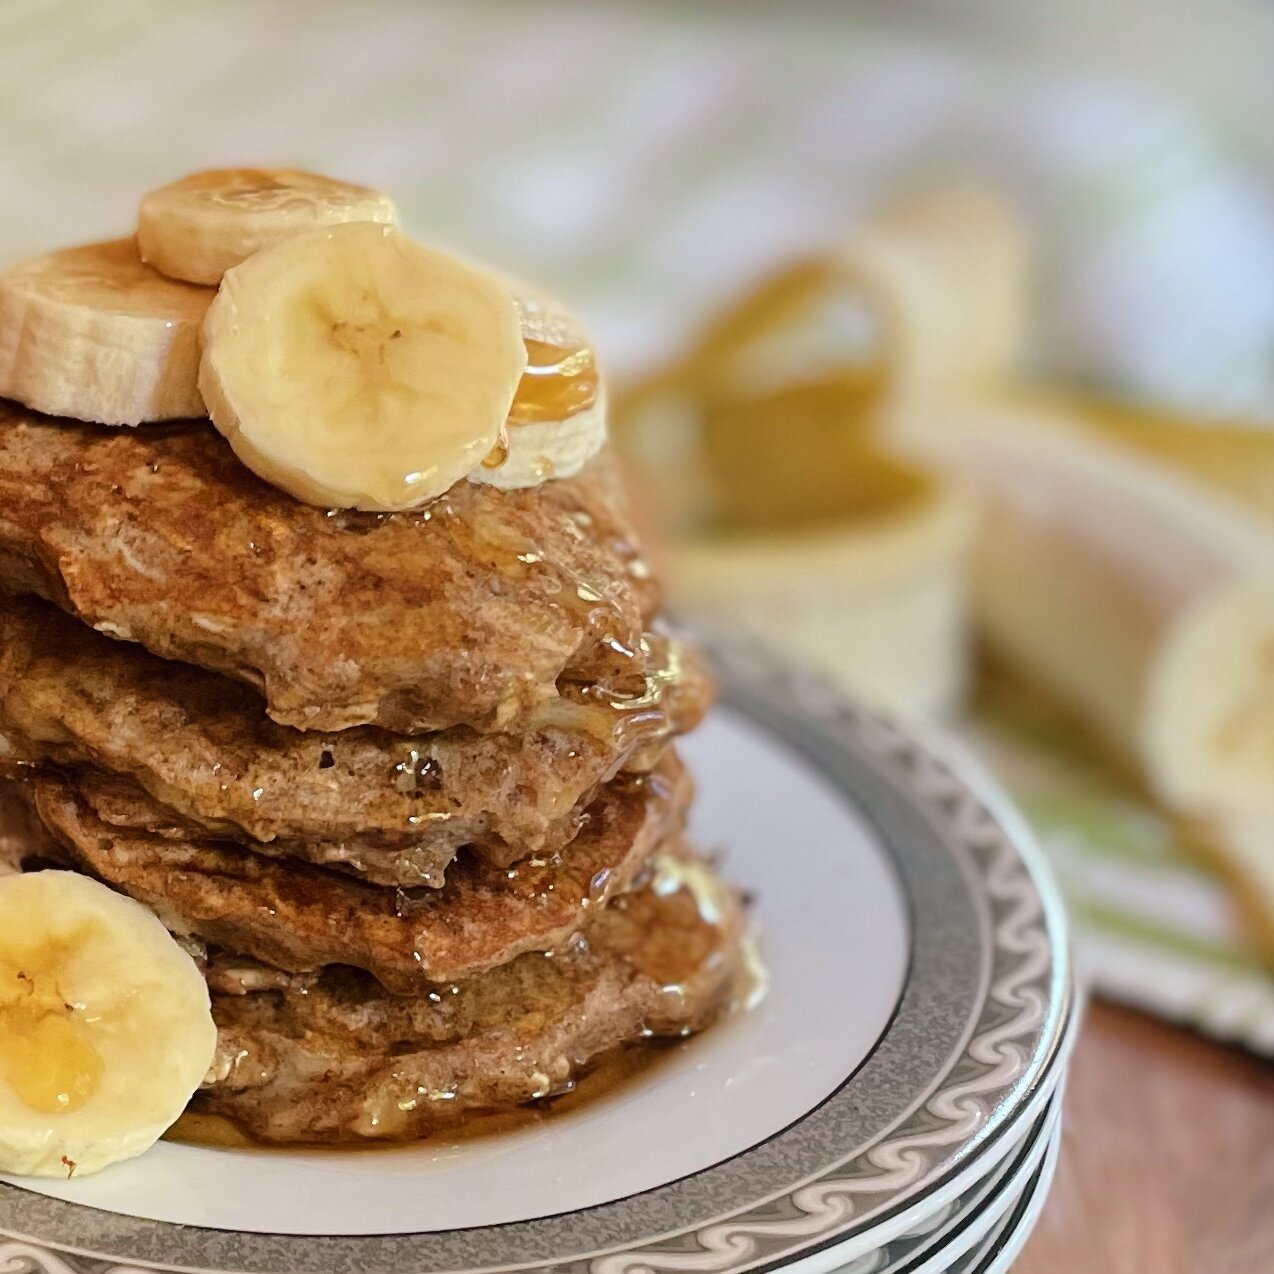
left=473, top=291, right=606, bottom=490
left=0, top=239, right=212, bottom=425
left=199, top=221, right=527, bottom=512
left=139, top=167, right=397, bottom=286
left=0, top=870, right=216, bottom=1178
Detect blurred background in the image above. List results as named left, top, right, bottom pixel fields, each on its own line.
left=4, top=0, right=1274, bottom=409
left=2, top=0, right=1272, bottom=1261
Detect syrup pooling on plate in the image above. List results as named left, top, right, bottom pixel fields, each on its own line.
left=174, top=853, right=747, bottom=1147
left=168, top=1036, right=690, bottom=1153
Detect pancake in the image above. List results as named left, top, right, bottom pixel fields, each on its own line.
left=0, top=595, right=710, bottom=883
left=34, top=766, right=460, bottom=889
left=0, top=404, right=659, bottom=733
left=198, top=856, right=744, bottom=1143
left=28, top=757, right=690, bottom=994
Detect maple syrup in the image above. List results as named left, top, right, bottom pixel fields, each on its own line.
left=167, top=865, right=760, bottom=1154
left=508, top=294, right=600, bottom=427
left=509, top=339, right=599, bottom=425
left=481, top=431, right=510, bottom=470
left=0, top=959, right=103, bottom=1115
left=167, top=1038, right=687, bottom=1153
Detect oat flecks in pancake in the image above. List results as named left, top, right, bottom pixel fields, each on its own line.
left=199, top=863, right=744, bottom=1144
left=32, top=757, right=690, bottom=993
left=0, top=404, right=658, bottom=732
left=0, top=595, right=710, bottom=882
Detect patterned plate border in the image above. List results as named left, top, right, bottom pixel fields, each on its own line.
left=0, top=633, right=1071, bottom=1274
left=948, top=1101, right=1064, bottom=1274
left=835, top=1092, right=1061, bottom=1274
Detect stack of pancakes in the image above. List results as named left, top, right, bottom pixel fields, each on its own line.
left=0, top=402, right=744, bottom=1144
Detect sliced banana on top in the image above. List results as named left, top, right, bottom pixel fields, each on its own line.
left=139, top=167, right=397, bottom=286
left=0, top=239, right=212, bottom=425
left=0, top=870, right=216, bottom=1178
left=199, top=222, right=527, bottom=512
left=473, top=291, right=606, bottom=490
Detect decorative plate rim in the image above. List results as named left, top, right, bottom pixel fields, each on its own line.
left=831, top=1090, right=1061, bottom=1274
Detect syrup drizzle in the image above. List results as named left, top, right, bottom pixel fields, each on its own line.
left=168, top=867, right=762, bottom=1153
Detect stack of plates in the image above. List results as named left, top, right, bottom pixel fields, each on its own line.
left=0, top=637, right=1074, bottom=1274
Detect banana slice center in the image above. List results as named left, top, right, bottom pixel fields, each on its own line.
left=301, top=286, right=435, bottom=430
left=0, top=954, right=103, bottom=1115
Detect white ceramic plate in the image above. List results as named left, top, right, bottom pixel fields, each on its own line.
left=0, top=639, right=1072, bottom=1274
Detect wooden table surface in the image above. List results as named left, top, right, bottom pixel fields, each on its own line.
left=1014, top=1001, right=1274, bottom=1273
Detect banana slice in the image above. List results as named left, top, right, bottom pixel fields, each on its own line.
left=138, top=168, right=397, bottom=286
left=199, top=222, right=527, bottom=512
left=1143, top=579, right=1274, bottom=815
left=472, top=292, right=606, bottom=489
left=0, top=870, right=216, bottom=1178
left=0, top=239, right=212, bottom=425
left=471, top=393, right=607, bottom=490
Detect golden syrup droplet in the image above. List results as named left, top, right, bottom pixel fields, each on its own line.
left=482, top=429, right=510, bottom=469
left=167, top=1109, right=258, bottom=1149
left=589, top=866, right=613, bottom=902
left=509, top=288, right=601, bottom=426
left=509, top=339, right=600, bottom=425
left=0, top=964, right=104, bottom=1115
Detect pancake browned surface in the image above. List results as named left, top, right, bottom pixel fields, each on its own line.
left=0, top=595, right=710, bottom=883
left=198, top=858, right=744, bottom=1143
left=0, top=405, right=659, bottom=732
left=30, top=758, right=690, bottom=993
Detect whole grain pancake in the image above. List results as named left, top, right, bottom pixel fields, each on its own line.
left=39, top=766, right=461, bottom=889
left=197, top=856, right=744, bottom=1143
left=30, top=757, right=690, bottom=993
left=0, top=403, right=659, bottom=732
left=0, top=595, right=709, bottom=883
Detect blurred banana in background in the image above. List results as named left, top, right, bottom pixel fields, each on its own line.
left=617, top=183, right=1274, bottom=958
left=615, top=188, right=1028, bottom=719
left=894, top=392, right=1274, bottom=944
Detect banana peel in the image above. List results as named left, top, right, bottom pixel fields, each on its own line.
left=613, top=187, right=1027, bottom=717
